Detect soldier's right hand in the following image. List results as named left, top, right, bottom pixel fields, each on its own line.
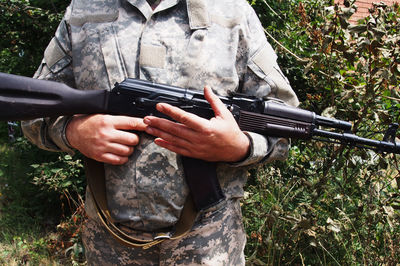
left=66, top=114, right=147, bottom=165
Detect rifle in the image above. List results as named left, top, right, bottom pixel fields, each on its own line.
left=1, top=71, right=399, bottom=248
left=0, top=72, right=399, bottom=154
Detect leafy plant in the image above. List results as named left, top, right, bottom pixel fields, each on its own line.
left=30, top=154, right=86, bottom=212
left=0, top=1, right=82, bottom=264
left=244, top=0, right=400, bottom=264
left=0, top=0, right=69, bottom=76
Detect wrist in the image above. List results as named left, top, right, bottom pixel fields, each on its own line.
left=230, top=132, right=251, bottom=163
left=63, top=116, right=76, bottom=150
left=65, top=115, right=80, bottom=149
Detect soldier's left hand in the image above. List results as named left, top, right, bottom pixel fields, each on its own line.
left=143, top=86, right=250, bottom=162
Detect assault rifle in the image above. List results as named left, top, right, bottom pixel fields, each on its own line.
left=0, top=72, right=399, bottom=155
left=2, top=71, right=398, bottom=247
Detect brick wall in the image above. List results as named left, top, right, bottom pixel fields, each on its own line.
left=335, top=0, right=398, bottom=21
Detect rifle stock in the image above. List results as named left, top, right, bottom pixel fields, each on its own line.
left=0, top=72, right=108, bottom=120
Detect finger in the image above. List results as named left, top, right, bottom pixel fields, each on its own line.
left=146, top=125, right=193, bottom=148
left=203, top=86, right=231, bottom=118
left=153, top=138, right=193, bottom=158
left=109, top=129, right=141, bottom=146
left=156, top=103, right=208, bottom=131
left=105, top=142, right=135, bottom=157
left=110, top=116, right=148, bottom=131
left=144, top=116, right=198, bottom=140
left=99, top=153, right=130, bottom=165
left=91, top=143, right=133, bottom=164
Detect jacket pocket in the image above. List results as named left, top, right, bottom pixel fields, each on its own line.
left=134, top=136, right=189, bottom=231
left=71, top=23, right=126, bottom=91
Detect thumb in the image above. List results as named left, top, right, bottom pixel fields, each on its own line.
left=203, top=86, right=231, bottom=118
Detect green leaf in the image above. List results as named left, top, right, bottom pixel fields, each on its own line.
left=61, top=181, right=72, bottom=188
left=348, top=24, right=367, bottom=34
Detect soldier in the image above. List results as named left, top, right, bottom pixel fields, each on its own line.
left=22, top=0, right=299, bottom=265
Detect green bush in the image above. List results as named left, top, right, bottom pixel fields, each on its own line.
left=0, top=0, right=68, bottom=76
left=244, top=0, right=400, bottom=264
left=0, top=1, right=84, bottom=264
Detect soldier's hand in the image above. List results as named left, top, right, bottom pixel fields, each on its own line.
left=66, top=114, right=147, bottom=165
left=143, top=86, right=250, bottom=162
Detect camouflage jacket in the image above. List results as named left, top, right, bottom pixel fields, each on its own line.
left=22, top=0, right=299, bottom=231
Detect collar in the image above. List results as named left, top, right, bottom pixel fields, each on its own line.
left=126, top=0, right=210, bottom=29
left=147, top=0, right=162, bottom=10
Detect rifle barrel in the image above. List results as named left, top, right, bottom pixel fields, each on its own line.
left=315, top=115, right=352, bottom=131
left=313, top=128, right=400, bottom=154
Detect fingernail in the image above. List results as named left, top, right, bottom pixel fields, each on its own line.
left=143, top=117, right=151, bottom=125
left=156, top=103, right=165, bottom=111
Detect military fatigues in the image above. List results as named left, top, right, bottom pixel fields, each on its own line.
left=22, top=0, right=299, bottom=265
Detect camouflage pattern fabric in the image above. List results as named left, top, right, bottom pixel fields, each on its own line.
left=83, top=198, right=245, bottom=265
left=147, top=0, right=163, bottom=10
left=21, top=0, right=299, bottom=264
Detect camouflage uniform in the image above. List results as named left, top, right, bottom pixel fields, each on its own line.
left=22, top=0, right=299, bottom=264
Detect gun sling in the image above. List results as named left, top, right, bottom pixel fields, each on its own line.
left=84, top=156, right=225, bottom=249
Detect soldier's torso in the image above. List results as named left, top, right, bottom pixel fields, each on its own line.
left=66, top=0, right=253, bottom=231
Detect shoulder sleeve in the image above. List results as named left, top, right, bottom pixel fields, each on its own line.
left=21, top=12, right=76, bottom=154
left=231, top=2, right=299, bottom=167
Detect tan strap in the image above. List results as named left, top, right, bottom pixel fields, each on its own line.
left=84, top=158, right=198, bottom=249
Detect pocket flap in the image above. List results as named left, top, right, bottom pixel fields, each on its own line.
left=44, top=37, right=72, bottom=74
left=69, top=0, right=119, bottom=27
left=249, top=43, right=278, bottom=79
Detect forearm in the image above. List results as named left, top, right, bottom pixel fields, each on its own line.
left=22, top=116, right=74, bottom=153
left=229, top=132, right=289, bottom=167
left=21, top=65, right=76, bottom=153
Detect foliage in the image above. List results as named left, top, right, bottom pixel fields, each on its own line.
left=1, top=0, right=400, bottom=265
left=0, top=236, right=52, bottom=265
left=30, top=154, right=86, bottom=206
left=0, top=1, right=82, bottom=264
left=0, top=0, right=69, bottom=76
left=0, top=134, right=86, bottom=264
left=244, top=0, right=400, bottom=264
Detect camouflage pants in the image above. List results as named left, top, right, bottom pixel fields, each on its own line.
left=82, top=198, right=246, bottom=265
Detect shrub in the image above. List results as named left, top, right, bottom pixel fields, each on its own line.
left=244, top=0, right=400, bottom=264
